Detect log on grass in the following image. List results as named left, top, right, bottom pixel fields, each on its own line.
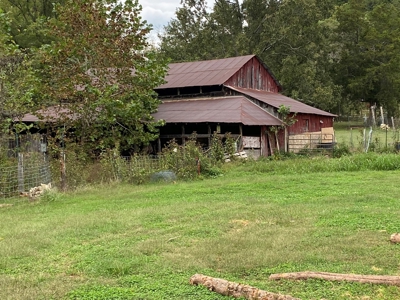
left=390, top=233, right=400, bottom=243
left=190, top=274, right=300, bottom=300
left=269, top=271, right=400, bottom=286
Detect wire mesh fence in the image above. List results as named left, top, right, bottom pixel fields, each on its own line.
left=106, top=154, right=196, bottom=184
left=335, top=115, right=400, bottom=129
left=0, top=134, right=47, bottom=158
left=0, top=153, right=51, bottom=201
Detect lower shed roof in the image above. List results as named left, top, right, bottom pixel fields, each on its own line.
left=227, top=86, right=337, bottom=117
left=153, top=96, right=283, bottom=126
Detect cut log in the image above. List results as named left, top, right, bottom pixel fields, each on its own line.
left=269, top=271, right=400, bottom=286
left=390, top=233, right=400, bottom=243
left=190, top=274, right=300, bottom=300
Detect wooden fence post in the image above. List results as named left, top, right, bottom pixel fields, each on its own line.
left=60, top=151, right=66, bottom=192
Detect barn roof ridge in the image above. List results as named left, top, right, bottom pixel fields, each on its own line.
left=156, top=54, right=281, bottom=90
left=167, top=54, right=255, bottom=67
left=161, top=95, right=244, bottom=103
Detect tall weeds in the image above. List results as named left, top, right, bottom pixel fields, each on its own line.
left=238, top=152, right=400, bottom=175
left=47, top=133, right=237, bottom=189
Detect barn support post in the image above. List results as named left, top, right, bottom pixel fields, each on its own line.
left=157, top=137, right=161, bottom=153
left=285, top=127, right=288, bottom=153
left=208, top=124, right=211, bottom=147
left=181, top=125, right=185, bottom=146
left=239, top=124, right=243, bottom=151
left=261, top=126, right=267, bottom=156
left=267, top=131, right=274, bottom=156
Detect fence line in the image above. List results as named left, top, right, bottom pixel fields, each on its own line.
left=1, top=134, right=47, bottom=158
left=111, top=155, right=186, bottom=182
left=0, top=154, right=51, bottom=201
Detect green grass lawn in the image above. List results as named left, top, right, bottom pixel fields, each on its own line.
left=1, top=160, right=400, bottom=299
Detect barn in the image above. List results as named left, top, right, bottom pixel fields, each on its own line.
left=153, top=55, right=336, bottom=156
left=14, top=55, right=335, bottom=157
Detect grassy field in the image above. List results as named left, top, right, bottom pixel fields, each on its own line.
left=1, top=157, right=400, bottom=299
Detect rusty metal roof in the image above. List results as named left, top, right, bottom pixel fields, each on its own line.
left=156, top=55, right=256, bottom=89
left=227, top=86, right=337, bottom=117
left=16, top=106, right=78, bottom=122
left=153, top=96, right=283, bottom=126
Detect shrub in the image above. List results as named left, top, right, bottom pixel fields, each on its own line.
left=333, top=143, right=351, bottom=158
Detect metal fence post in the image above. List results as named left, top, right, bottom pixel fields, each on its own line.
left=18, top=153, right=24, bottom=192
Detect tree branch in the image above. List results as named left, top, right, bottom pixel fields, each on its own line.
left=190, top=274, right=300, bottom=300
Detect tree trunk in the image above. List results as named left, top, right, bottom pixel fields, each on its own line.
left=269, top=271, right=400, bottom=286
left=189, top=274, right=300, bottom=300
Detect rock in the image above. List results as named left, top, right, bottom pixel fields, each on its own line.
left=28, top=183, right=52, bottom=199
left=150, top=171, right=177, bottom=183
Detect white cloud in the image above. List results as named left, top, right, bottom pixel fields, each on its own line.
left=139, top=0, right=181, bottom=31
left=137, top=0, right=216, bottom=45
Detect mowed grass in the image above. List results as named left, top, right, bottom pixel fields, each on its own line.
left=1, top=160, right=400, bottom=299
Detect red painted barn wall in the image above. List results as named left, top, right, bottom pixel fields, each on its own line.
left=288, top=113, right=334, bottom=135
left=224, top=57, right=280, bottom=92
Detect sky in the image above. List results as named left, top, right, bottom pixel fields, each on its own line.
left=139, top=0, right=182, bottom=37
left=139, top=0, right=217, bottom=43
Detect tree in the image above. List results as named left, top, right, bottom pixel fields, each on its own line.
left=207, top=0, right=247, bottom=57
left=38, top=0, right=168, bottom=154
left=0, top=0, right=65, bottom=48
left=329, top=0, right=400, bottom=115
left=0, top=10, right=38, bottom=133
left=159, top=0, right=253, bottom=60
left=254, top=0, right=341, bottom=112
left=159, top=0, right=212, bottom=62
left=241, top=0, right=272, bottom=54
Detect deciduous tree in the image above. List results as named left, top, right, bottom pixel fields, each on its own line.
left=159, top=0, right=211, bottom=61
left=0, top=10, right=38, bottom=133
left=329, top=0, right=400, bottom=115
left=0, top=0, right=65, bottom=48
left=38, top=0, right=168, bottom=154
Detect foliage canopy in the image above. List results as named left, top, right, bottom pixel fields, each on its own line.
left=160, top=0, right=400, bottom=116
left=3, top=0, right=166, bottom=155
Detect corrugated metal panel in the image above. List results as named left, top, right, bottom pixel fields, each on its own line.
left=224, top=57, right=281, bottom=92
left=153, top=96, right=283, bottom=126
left=227, top=86, right=337, bottom=117
left=157, top=55, right=256, bottom=89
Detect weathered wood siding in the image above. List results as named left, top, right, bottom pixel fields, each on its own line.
left=224, top=57, right=280, bottom=92
left=288, top=113, right=334, bottom=135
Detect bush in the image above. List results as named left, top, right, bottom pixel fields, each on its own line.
left=333, top=143, right=351, bottom=158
